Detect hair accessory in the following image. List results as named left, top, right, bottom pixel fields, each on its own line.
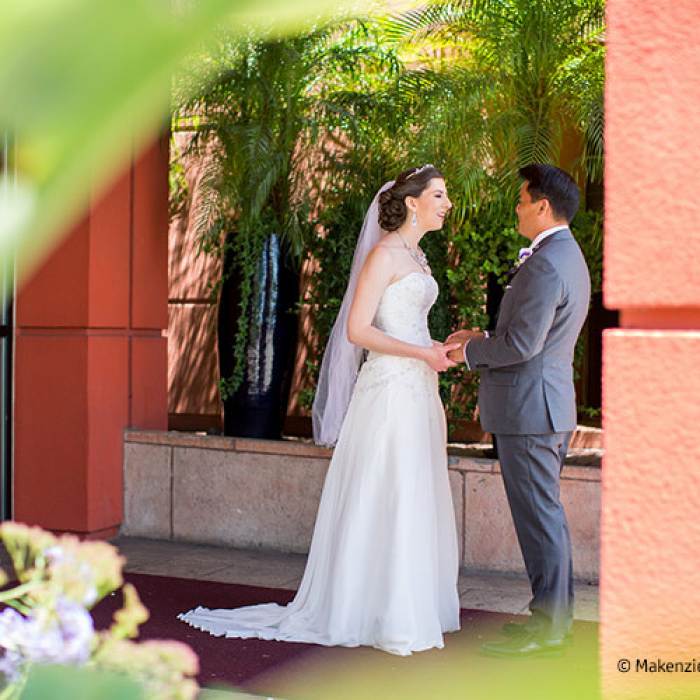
left=406, top=163, right=435, bottom=180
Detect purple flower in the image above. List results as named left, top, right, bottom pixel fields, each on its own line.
left=517, top=247, right=533, bottom=264
left=0, top=609, right=27, bottom=682
left=0, top=598, right=94, bottom=681
left=54, top=598, right=94, bottom=664
left=43, top=545, right=66, bottom=565
left=43, top=545, right=98, bottom=606
left=0, top=650, right=22, bottom=683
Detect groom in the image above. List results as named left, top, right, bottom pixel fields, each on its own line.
left=448, top=164, right=591, bottom=656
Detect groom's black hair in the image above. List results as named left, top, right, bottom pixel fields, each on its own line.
left=519, top=164, right=580, bottom=223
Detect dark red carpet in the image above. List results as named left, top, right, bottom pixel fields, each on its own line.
left=92, top=573, right=307, bottom=689
left=91, top=574, right=598, bottom=696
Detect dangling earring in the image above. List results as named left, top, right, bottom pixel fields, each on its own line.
left=411, top=212, right=417, bottom=227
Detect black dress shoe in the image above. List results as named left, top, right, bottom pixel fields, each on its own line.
left=480, top=633, right=567, bottom=658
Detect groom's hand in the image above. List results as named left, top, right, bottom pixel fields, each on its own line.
left=445, top=329, right=484, bottom=363
left=446, top=329, right=481, bottom=344
left=447, top=345, right=465, bottom=363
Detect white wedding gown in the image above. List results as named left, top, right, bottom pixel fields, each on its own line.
left=178, top=271, right=461, bottom=655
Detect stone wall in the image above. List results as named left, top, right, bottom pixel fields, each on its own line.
left=123, top=431, right=600, bottom=581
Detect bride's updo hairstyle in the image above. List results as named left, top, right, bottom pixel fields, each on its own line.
left=378, top=165, right=444, bottom=231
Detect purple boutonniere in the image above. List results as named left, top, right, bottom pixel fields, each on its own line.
left=516, top=247, right=534, bottom=267
left=505, top=247, right=534, bottom=288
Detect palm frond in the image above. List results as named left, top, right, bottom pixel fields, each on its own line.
left=383, top=2, right=469, bottom=43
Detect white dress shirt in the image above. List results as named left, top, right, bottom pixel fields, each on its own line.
left=518, top=224, right=569, bottom=260
left=463, top=224, right=569, bottom=369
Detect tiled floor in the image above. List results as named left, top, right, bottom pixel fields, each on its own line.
left=0, top=535, right=598, bottom=622
left=111, top=536, right=599, bottom=622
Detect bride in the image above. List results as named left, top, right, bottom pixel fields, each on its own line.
left=179, top=165, right=462, bottom=656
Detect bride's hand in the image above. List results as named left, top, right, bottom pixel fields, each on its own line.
left=422, top=342, right=461, bottom=372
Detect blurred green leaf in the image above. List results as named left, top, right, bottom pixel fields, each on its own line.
left=20, top=665, right=143, bottom=700
left=257, top=622, right=602, bottom=700
left=0, top=0, right=367, bottom=288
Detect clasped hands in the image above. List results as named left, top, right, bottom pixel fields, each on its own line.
left=446, top=329, right=484, bottom=363
left=425, top=329, right=484, bottom=372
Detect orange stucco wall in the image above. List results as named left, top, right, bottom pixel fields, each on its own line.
left=167, top=132, right=222, bottom=430
left=603, top=2, right=700, bottom=698
left=13, top=135, right=169, bottom=537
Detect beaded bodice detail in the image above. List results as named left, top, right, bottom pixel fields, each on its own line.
left=372, top=272, right=438, bottom=347
left=354, top=272, right=440, bottom=397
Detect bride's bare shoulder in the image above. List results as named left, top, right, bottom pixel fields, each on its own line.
left=375, top=232, right=402, bottom=249
left=364, top=243, right=391, bottom=266
left=367, top=239, right=399, bottom=265
left=373, top=234, right=403, bottom=256
left=361, top=240, right=401, bottom=279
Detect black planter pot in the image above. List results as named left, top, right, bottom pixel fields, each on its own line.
left=218, top=233, right=300, bottom=439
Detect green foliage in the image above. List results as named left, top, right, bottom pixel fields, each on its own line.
left=437, top=215, right=522, bottom=420
left=578, top=405, right=602, bottom=420
left=570, top=207, right=603, bottom=383
left=168, top=136, right=189, bottom=220
left=300, top=0, right=605, bottom=428
left=386, top=0, right=605, bottom=207
left=175, top=20, right=399, bottom=399
left=571, top=208, right=603, bottom=296
left=299, top=22, right=422, bottom=407
left=174, top=0, right=606, bottom=428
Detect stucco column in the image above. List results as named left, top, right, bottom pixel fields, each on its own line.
left=603, top=2, right=700, bottom=698
left=13, top=135, right=168, bottom=538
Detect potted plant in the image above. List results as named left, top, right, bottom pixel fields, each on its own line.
left=175, top=22, right=392, bottom=439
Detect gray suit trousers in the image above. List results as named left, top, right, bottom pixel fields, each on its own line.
left=496, top=432, right=574, bottom=638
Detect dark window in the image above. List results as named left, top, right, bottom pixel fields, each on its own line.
left=1, top=134, right=14, bottom=520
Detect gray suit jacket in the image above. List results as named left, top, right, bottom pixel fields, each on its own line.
left=465, top=228, right=591, bottom=435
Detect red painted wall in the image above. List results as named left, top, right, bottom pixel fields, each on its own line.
left=603, top=2, right=700, bottom=698
left=13, top=135, right=169, bottom=537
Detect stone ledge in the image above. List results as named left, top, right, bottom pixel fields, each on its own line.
left=234, top=437, right=333, bottom=460
left=122, top=433, right=600, bottom=580
left=124, top=430, right=333, bottom=460
left=125, top=431, right=602, bottom=468
left=447, top=455, right=600, bottom=482
left=448, top=455, right=497, bottom=473
left=561, top=464, right=603, bottom=482
left=448, top=443, right=601, bottom=470
left=125, top=430, right=236, bottom=450
left=569, top=425, right=603, bottom=449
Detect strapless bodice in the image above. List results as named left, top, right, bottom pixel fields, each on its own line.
left=355, top=272, right=440, bottom=397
